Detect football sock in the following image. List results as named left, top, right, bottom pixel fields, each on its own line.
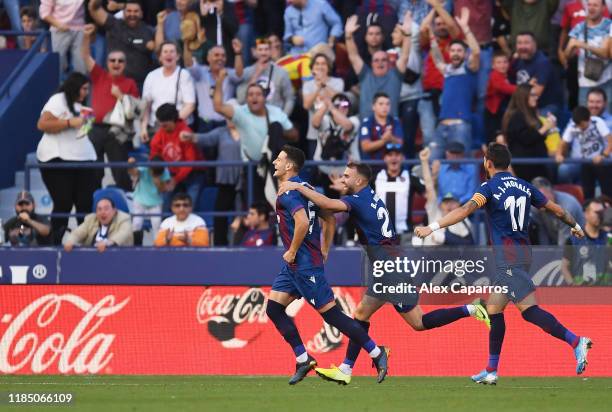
left=321, top=306, right=378, bottom=356
left=343, top=319, right=370, bottom=367
left=422, top=306, right=470, bottom=330
left=266, top=300, right=306, bottom=358
left=338, top=363, right=353, bottom=375
left=521, top=305, right=579, bottom=348
left=487, top=313, right=505, bottom=372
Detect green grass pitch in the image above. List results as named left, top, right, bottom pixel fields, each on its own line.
left=1, top=375, right=611, bottom=412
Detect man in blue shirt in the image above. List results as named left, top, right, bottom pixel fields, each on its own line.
left=283, top=0, right=343, bottom=54
left=436, top=141, right=478, bottom=204
left=429, top=7, right=480, bottom=159
left=416, top=143, right=592, bottom=385
left=267, top=145, right=390, bottom=385
left=511, top=31, right=563, bottom=116
left=345, top=11, right=413, bottom=120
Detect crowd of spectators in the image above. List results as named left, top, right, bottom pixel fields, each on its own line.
left=1, top=0, right=611, bottom=269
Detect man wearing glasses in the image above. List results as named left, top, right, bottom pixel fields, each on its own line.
left=81, top=24, right=140, bottom=191
left=154, top=193, right=210, bottom=247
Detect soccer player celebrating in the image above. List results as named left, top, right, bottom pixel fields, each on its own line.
left=268, top=146, right=390, bottom=385
left=415, top=143, right=592, bottom=385
left=277, top=161, right=490, bottom=385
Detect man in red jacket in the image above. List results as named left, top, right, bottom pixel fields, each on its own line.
left=150, top=103, right=203, bottom=211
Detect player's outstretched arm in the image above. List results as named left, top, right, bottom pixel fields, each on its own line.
left=283, top=209, right=309, bottom=264
left=277, top=182, right=348, bottom=213
left=543, top=200, right=585, bottom=238
left=414, top=199, right=479, bottom=239
left=319, top=210, right=336, bottom=262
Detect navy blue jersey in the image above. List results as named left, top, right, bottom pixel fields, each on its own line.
left=341, top=186, right=399, bottom=245
left=471, top=171, right=548, bottom=265
left=276, top=176, right=324, bottom=271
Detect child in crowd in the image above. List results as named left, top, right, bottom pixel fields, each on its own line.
left=485, top=51, right=516, bottom=146
left=128, top=155, right=173, bottom=245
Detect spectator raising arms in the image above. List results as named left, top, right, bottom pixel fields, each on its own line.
left=140, top=41, right=196, bottom=142
left=429, top=7, right=480, bottom=159
left=88, top=0, right=155, bottom=88
left=344, top=11, right=413, bottom=120
left=63, top=197, right=134, bottom=252
left=36, top=72, right=97, bottom=245
left=154, top=193, right=210, bottom=247
left=39, top=0, right=86, bottom=74
left=81, top=24, right=140, bottom=191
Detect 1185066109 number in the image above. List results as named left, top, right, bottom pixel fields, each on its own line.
left=2, top=392, right=74, bottom=404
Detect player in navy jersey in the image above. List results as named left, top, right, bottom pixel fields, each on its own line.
left=266, top=145, right=390, bottom=385
left=415, top=143, right=592, bottom=385
left=278, top=161, right=490, bottom=385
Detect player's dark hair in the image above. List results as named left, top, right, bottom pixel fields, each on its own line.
left=156, top=103, right=179, bottom=122
left=282, top=145, right=305, bottom=172
left=250, top=201, right=270, bottom=217
left=485, top=143, right=512, bottom=170
left=449, top=39, right=467, bottom=50
left=58, top=72, right=89, bottom=115
left=587, top=87, right=608, bottom=102
left=372, top=91, right=390, bottom=104
left=347, top=162, right=372, bottom=182
left=572, top=106, right=591, bottom=124
left=583, top=198, right=603, bottom=211
left=172, top=192, right=192, bottom=205
left=150, top=155, right=164, bottom=177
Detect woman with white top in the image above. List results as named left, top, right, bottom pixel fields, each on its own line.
left=37, top=72, right=98, bottom=244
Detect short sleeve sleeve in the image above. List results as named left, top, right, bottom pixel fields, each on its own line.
left=562, top=122, right=574, bottom=143
left=596, top=117, right=610, bottom=137
left=142, top=73, right=153, bottom=102
left=231, top=104, right=248, bottom=127
left=272, top=107, right=293, bottom=130
left=180, top=69, right=196, bottom=104
left=530, top=185, right=548, bottom=209
left=569, top=22, right=581, bottom=39
left=340, top=195, right=357, bottom=212
left=471, top=182, right=492, bottom=208
left=41, top=93, right=68, bottom=118
left=280, top=191, right=304, bottom=215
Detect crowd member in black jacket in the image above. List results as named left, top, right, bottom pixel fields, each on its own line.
left=502, top=84, right=554, bottom=182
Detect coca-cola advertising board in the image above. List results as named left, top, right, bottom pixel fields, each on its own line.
left=0, top=286, right=610, bottom=376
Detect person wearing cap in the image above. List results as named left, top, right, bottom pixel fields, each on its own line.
left=531, top=176, right=585, bottom=245
left=434, top=140, right=478, bottom=205
left=562, top=199, right=610, bottom=285
left=414, top=147, right=474, bottom=246
left=374, top=142, right=425, bottom=243
left=63, top=197, right=133, bottom=252
left=3, top=191, right=51, bottom=247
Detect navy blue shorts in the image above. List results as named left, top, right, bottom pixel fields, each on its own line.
left=493, top=265, right=536, bottom=303
left=271, top=266, right=335, bottom=309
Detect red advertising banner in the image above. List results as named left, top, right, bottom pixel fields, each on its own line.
left=0, top=286, right=610, bottom=376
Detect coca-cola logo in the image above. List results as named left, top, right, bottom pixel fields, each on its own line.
left=196, top=288, right=356, bottom=353
left=0, top=294, right=130, bottom=374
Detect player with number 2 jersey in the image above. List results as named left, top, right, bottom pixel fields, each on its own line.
left=277, top=162, right=490, bottom=385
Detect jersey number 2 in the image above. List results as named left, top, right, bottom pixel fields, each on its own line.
left=504, top=195, right=526, bottom=231
left=377, top=207, right=393, bottom=238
